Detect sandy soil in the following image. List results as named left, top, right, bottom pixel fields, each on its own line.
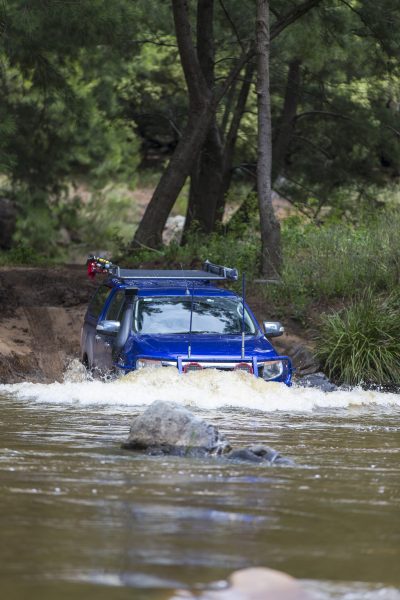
left=0, top=266, right=96, bottom=383
left=0, top=266, right=315, bottom=384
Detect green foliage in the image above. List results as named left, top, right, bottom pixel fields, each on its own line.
left=1, top=0, right=399, bottom=276
left=0, top=244, right=48, bottom=266
left=270, top=2, right=400, bottom=211
left=272, top=209, right=400, bottom=316
left=315, top=290, right=400, bottom=386
left=187, top=232, right=260, bottom=283
left=78, top=186, right=139, bottom=252
left=0, top=1, right=143, bottom=255
left=11, top=184, right=143, bottom=257
left=119, top=226, right=260, bottom=288
left=13, top=194, right=62, bottom=252
left=0, top=53, right=140, bottom=254
left=225, top=192, right=259, bottom=238
left=0, top=54, right=139, bottom=190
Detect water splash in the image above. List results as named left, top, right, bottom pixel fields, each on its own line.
left=63, top=358, right=92, bottom=383
left=1, top=364, right=399, bottom=413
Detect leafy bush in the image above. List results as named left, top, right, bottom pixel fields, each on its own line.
left=315, top=289, right=400, bottom=386
left=261, top=209, right=400, bottom=317
left=0, top=244, right=48, bottom=265
left=78, top=186, right=139, bottom=252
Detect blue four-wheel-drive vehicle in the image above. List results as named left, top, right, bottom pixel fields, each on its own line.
left=81, top=258, right=292, bottom=385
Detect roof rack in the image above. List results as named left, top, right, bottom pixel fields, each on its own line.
left=111, top=260, right=238, bottom=282
left=87, top=256, right=238, bottom=282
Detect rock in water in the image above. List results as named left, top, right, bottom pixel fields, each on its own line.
left=290, top=344, right=319, bottom=375
left=296, top=372, right=337, bottom=392
left=227, top=444, right=295, bottom=466
left=123, top=401, right=295, bottom=465
left=170, top=567, right=310, bottom=599
left=123, top=400, right=230, bottom=456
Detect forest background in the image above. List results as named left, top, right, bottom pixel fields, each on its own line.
left=0, top=0, right=399, bottom=386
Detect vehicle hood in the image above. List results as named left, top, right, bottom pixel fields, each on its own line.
left=125, top=333, right=278, bottom=362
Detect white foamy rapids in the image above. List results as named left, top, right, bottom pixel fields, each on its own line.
left=1, top=363, right=400, bottom=412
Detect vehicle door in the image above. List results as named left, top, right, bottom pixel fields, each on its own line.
left=82, top=284, right=112, bottom=368
left=93, top=289, right=125, bottom=371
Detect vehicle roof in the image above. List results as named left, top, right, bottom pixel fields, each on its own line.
left=108, top=278, right=238, bottom=298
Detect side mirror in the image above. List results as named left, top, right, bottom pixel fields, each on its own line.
left=263, top=321, right=284, bottom=337
left=96, top=320, right=120, bottom=335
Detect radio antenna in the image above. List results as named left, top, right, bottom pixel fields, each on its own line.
left=241, top=273, right=246, bottom=360
left=188, top=281, right=194, bottom=359
left=180, top=262, right=190, bottom=296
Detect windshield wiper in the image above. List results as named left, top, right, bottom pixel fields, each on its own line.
left=167, top=331, right=217, bottom=334
left=191, top=331, right=220, bottom=334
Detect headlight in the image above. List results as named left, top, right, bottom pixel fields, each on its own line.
left=260, top=360, right=284, bottom=380
left=136, top=359, right=163, bottom=369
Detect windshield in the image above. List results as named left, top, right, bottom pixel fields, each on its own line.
left=134, top=296, right=256, bottom=335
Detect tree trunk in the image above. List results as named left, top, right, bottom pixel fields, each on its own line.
left=272, top=58, right=301, bottom=182
left=0, top=197, right=17, bottom=249
left=182, top=0, right=224, bottom=240
left=214, top=60, right=255, bottom=228
left=132, top=102, right=214, bottom=248
left=224, top=59, right=300, bottom=233
left=256, top=0, right=281, bottom=278
left=133, top=0, right=211, bottom=248
left=186, top=62, right=254, bottom=238
left=183, top=121, right=223, bottom=239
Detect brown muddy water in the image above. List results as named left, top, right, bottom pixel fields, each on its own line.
left=0, top=367, right=399, bottom=600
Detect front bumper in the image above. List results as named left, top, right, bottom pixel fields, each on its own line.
left=116, top=355, right=292, bottom=385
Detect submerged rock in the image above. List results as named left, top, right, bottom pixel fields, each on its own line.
left=226, top=444, right=295, bottom=466
left=123, top=401, right=294, bottom=465
left=296, top=372, right=337, bottom=392
left=171, top=567, right=310, bottom=599
left=123, top=400, right=230, bottom=457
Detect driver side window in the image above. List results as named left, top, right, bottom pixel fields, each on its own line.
left=106, top=291, right=125, bottom=321
left=89, top=285, right=111, bottom=319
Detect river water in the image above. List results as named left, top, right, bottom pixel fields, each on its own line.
left=1, top=366, right=399, bottom=600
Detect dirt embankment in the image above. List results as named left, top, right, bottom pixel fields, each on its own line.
left=0, top=266, right=316, bottom=384
left=0, top=266, right=96, bottom=383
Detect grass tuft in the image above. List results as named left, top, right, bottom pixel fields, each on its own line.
left=315, top=289, right=400, bottom=386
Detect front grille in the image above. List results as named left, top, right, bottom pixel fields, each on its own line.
left=161, top=360, right=254, bottom=372
left=184, top=361, right=252, bottom=370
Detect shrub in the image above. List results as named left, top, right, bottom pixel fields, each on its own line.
left=260, top=209, right=400, bottom=318
left=0, top=244, right=48, bottom=265
left=78, top=186, right=139, bottom=252
left=315, top=289, right=400, bottom=386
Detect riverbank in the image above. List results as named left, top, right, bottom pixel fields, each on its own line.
left=0, top=265, right=316, bottom=384
left=0, top=266, right=96, bottom=383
